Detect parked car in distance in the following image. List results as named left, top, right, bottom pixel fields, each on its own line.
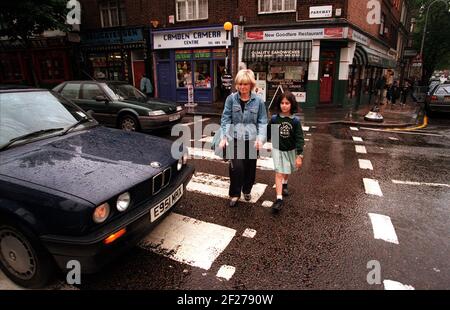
left=0, top=88, right=193, bottom=288
left=425, top=83, right=450, bottom=115
left=53, top=81, right=185, bottom=132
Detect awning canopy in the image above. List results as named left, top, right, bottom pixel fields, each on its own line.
left=243, top=41, right=312, bottom=62
left=353, top=44, right=397, bottom=69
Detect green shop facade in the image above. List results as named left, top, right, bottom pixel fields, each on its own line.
left=242, top=26, right=397, bottom=109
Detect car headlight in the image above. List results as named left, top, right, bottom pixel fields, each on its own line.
left=117, top=192, right=131, bottom=212
left=177, top=153, right=189, bottom=171
left=176, top=106, right=183, bottom=112
left=148, top=110, right=165, bottom=116
left=93, top=203, right=110, bottom=223
left=183, top=152, right=188, bottom=164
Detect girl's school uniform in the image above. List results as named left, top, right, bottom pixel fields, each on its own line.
left=269, top=114, right=305, bottom=174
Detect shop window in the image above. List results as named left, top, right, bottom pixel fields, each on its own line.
left=81, top=84, right=104, bottom=100
left=0, top=55, right=23, bottom=82
left=259, top=0, right=296, bottom=14
left=39, top=57, right=64, bottom=81
left=61, top=83, right=81, bottom=100
left=176, top=61, right=192, bottom=88
left=100, top=0, right=126, bottom=28
left=176, top=0, right=208, bottom=21
left=194, top=60, right=211, bottom=88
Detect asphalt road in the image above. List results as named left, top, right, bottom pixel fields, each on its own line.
left=2, top=114, right=449, bottom=290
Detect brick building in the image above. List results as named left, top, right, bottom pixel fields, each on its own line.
left=78, top=0, right=412, bottom=107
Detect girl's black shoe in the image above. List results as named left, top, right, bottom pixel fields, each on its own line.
left=282, top=184, right=289, bottom=196
left=271, top=199, right=284, bottom=213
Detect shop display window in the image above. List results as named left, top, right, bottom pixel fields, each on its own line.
left=176, top=61, right=192, bottom=88
left=194, top=60, right=211, bottom=88
left=38, top=57, right=64, bottom=81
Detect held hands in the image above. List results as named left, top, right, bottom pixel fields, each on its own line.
left=254, top=140, right=264, bottom=151
left=219, top=138, right=228, bottom=149
left=296, top=156, right=303, bottom=169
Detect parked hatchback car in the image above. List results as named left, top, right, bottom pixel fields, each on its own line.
left=53, top=81, right=186, bottom=132
left=425, top=83, right=450, bottom=115
left=0, top=88, right=194, bottom=288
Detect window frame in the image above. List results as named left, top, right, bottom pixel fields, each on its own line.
left=258, top=0, right=296, bottom=14
left=99, top=0, right=126, bottom=28
left=176, top=0, right=208, bottom=22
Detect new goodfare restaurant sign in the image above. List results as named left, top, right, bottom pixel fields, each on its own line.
left=245, top=28, right=345, bottom=41
left=153, top=27, right=231, bottom=49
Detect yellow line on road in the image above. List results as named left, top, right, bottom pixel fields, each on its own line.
left=388, top=115, right=428, bottom=132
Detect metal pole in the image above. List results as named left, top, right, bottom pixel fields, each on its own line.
left=225, top=30, right=229, bottom=74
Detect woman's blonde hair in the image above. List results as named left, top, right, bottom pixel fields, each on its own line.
left=234, top=69, right=256, bottom=91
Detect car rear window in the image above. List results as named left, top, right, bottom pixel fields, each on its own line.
left=435, top=85, right=450, bottom=95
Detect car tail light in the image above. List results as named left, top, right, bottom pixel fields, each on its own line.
left=103, top=228, right=127, bottom=245
left=431, top=96, right=438, bottom=101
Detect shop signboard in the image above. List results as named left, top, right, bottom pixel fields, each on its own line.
left=245, top=27, right=345, bottom=42
left=187, top=84, right=194, bottom=106
left=82, top=28, right=143, bottom=45
left=153, top=27, right=232, bottom=49
left=309, top=6, right=333, bottom=18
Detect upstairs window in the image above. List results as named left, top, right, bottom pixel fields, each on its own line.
left=100, top=1, right=126, bottom=27
left=259, top=0, right=296, bottom=14
left=176, top=0, right=208, bottom=21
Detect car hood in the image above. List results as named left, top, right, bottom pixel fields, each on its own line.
left=120, top=99, right=180, bottom=113
left=0, top=127, right=177, bottom=205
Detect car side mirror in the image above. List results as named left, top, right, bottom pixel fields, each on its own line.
left=95, top=95, right=108, bottom=102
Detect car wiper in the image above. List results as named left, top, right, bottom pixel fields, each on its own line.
left=60, top=117, right=94, bottom=136
left=0, top=128, right=64, bottom=151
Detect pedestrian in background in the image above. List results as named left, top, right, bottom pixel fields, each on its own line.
left=140, top=73, right=153, bottom=98
left=218, top=69, right=268, bottom=208
left=268, top=91, right=305, bottom=213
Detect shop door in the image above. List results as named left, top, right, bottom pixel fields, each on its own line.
left=132, top=61, right=145, bottom=89
left=320, top=52, right=336, bottom=104
left=157, top=62, right=172, bottom=101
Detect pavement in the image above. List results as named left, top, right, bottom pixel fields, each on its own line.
left=185, top=100, right=424, bottom=128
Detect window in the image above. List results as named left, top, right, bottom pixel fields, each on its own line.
left=81, top=84, right=104, bottom=100
left=194, top=60, right=211, bottom=88
left=100, top=1, right=126, bottom=28
left=259, top=0, right=296, bottom=14
left=176, top=0, right=208, bottom=21
left=0, top=55, right=23, bottom=82
left=176, top=61, right=192, bottom=88
left=61, top=83, right=81, bottom=99
left=379, top=14, right=385, bottom=36
left=39, top=57, right=64, bottom=81
left=435, top=85, right=450, bottom=95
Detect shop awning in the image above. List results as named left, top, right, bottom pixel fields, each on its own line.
left=243, top=41, right=312, bottom=62
left=353, top=44, right=397, bottom=69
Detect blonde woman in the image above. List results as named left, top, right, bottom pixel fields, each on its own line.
left=219, top=69, right=268, bottom=207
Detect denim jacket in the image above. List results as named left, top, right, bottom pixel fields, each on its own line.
left=220, top=92, right=268, bottom=142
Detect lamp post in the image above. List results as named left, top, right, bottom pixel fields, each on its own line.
left=419, top=0, right=449, bottom=81
left=223, top=22, right=233, bottom=74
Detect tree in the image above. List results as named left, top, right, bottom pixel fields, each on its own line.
left=411, top=0, right=450, bottom=81
left=0, top=1, right=70, bottom=86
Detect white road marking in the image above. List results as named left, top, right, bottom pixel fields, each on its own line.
left=262, top=201, right=274, bottom=208
left=392, top=180, right=450, bottom=188
left=360, top=127, right=443, bottom=137
left=363, top=178, right=383, bottom=196
left=187, top=147, right=274, bottom=170
left=383, top=280, right=414, bottom=290
left=388, top=137, right=400, bottom=141
left=182, top=117, right=211, bottom=127
left=141, top=213, right=236, bottom=270
left=199, top=136, right=213, bottom=143
left=242, top=228, right=257, bottom=239
left=355, top=145, right=367, bottom=154
left=359, top=159, right=374, bottom=170
left=311, top=126, right=317, bottom=129
left=306, top=133, right=312, bottom=136
left=216, top=265, right=236, bottom=281
left=305, top=139, right=310, bottom=142
left=352, top=136, right=363, bottom=142
left=350, top=127, right=359, bottom=131
left=368, top=213, right=399, bottom=244
left=302, top=126, right=310, bottom=132
left=187, top=172, right=267, bottom=203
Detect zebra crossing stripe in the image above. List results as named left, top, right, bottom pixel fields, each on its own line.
left=187, top=172, right=267, bottom=203
left=216, top=265, right=236, bottom=281
left=187, top=147, right=274, bottom=171
left=141, top=213, right=236, bottom=270
left=199, top=136, right=213, bottom=143
left=302, top=126, right=310, bottom=132
left=368, top=213, right=399, bottom=245
left=359, top=159, right=373, bottom=170
left=355, top=145, right=367, bottom=154
left=352, top=136, right=364, bottom=142
left=363, top=178, right=383, bottom=196
left=181, top=117, right=211, bottom=127
left=350, top=127, right=359, bottom=131
left=383, top=280, right=414, bottom=290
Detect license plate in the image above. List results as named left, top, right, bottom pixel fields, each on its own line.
left=169, top=113, right=181, bottom=122
left=444, top=97, right=450, bottom=102
left=150, top=185, right=183, bottom=222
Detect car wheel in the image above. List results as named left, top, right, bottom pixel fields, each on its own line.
left=0, top=221, right=54, bottom=288
left=119, top=114, right=140, bottom=132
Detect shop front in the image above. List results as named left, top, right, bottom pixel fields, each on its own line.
left=152, top=26, right=232, bottom=104
left=243, top=27, right=348, bottom=108
left=81, top=27, right=148, bottom=87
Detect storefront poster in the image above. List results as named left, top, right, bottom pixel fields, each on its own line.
left=255, top=80, right=267, bottom=102
left=292, top=92, right=307, bottom=103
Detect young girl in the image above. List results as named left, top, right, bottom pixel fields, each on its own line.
left=269, top=91, right=305, bottom=213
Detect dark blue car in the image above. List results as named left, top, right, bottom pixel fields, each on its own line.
left=0, top=88, right=194, bottom=288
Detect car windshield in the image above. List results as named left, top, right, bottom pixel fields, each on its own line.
left=0, top=91, right=93, bottom=147
left=107, top=83, right=147, bottom=101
